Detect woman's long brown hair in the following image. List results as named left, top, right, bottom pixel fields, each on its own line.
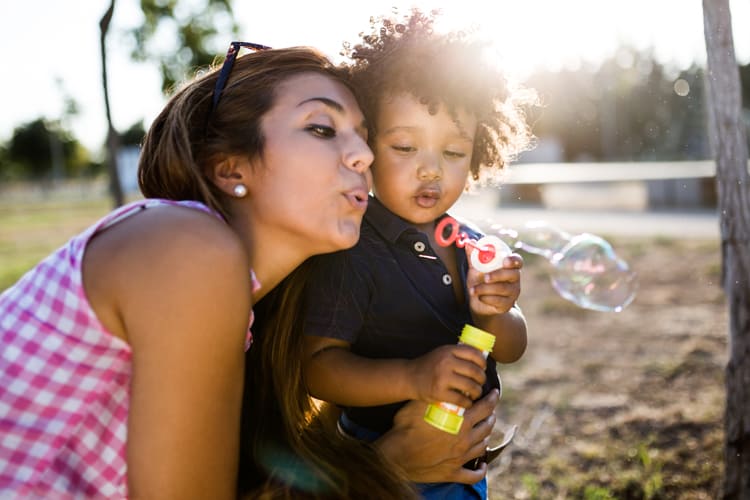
left=239, top=260, right=418, bottom=499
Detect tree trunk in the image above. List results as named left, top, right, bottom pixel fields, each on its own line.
left=702, top=1, right=750, bottom=498
left=100, top=0, right=124, bottom=208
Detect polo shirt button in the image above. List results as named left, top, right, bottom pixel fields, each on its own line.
left=413, top=241, right=426, bottom=252
left=442, top=274, right=452, bottom=285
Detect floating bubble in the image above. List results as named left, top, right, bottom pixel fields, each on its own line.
left=490, top=221, right=572, bottom=258
left=513, top=220, right=572, bottom=258
left=549, top=233, right=638, bottom=312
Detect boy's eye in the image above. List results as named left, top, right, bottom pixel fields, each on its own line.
left=392, top=145, right=416, bottom=153
left=307, top=124, right=336, bottom=138
left=444, top=150, right=467, bottom=159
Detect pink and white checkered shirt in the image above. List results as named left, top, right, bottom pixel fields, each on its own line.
left=0, top=199, right=257, bottom=498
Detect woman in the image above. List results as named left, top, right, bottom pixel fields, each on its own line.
left=0, top=43, right=372, bottom=498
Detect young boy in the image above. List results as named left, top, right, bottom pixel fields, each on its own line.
left=301, top=10, right=536, bottom=499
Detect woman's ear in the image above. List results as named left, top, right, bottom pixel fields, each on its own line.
left=211, top=155, right=252, bottom=198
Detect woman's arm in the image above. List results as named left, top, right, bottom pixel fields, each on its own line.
left=375, top=389, right=500, bottom=484
left=85, top=207, right=250, bottom=499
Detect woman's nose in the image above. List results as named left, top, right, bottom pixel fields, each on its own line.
left=344, top=136, right=374, bottom=174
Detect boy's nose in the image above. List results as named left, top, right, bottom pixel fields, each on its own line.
left=417, top=153, right=442, bottom=180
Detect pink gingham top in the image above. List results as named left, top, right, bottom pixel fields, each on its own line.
left=0, top=199, right=258, bottom=498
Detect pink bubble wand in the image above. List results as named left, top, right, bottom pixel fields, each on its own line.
left=435, top=216, right=512, bottom=273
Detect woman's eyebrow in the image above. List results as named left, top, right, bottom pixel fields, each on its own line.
left=298, top=96, right=369, bottom=135
left=297, top=97, right=344, bottom=113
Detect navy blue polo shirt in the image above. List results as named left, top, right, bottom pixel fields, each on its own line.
left=304, top=196, right=501, bottom=435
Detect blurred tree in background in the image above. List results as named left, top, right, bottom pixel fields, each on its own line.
left=1, top=119, right=96, bottom=182
left=120, top=121, right=147, bottom=147
left=525, top=48, right=713, bottom=162
left=0, top=0, right=238, bottom=187
left=130, top=0, right=238, bottom=93
left=98, top=0, right=239, bottom=207
left=99, top=0, right=238, bottom=206
left=0, top=76, right=96, bottom=183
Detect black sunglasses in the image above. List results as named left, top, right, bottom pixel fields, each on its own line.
left=210, top=41, right=272, bottom=114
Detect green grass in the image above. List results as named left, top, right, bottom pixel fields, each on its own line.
left=0, top=188, right=111, bottom=292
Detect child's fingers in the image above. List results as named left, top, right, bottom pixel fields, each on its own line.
left=472, top=280, right=520, bottom=298
left=480, top=268, right=521, bottom=285
left=467, top=267, right=521, bottom=294
left=434, top=387, right=476, bottom=409
left=450, top=360, right=487, bottom=391
left=503, top=253, right=524, bottom=269
left=452, top=344, right=489, bottom=369
left=475, top=294, right=516, bottom=314
left=468, top=280, right=519, bottom=314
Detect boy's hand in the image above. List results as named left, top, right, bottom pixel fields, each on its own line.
left=408, top=344, right=487, bottom=407
left=466, top=251, right=523, bottom=317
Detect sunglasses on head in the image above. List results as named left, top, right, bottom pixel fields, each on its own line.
left=210, top=41, right=272, bottom=114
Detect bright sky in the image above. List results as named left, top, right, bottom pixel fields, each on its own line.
left=1, top=0, right=748, bottom=152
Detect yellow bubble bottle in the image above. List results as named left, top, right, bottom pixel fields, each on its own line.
left=423, top=324, right=496, bottom=434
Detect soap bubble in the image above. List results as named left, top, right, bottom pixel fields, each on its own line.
left=549, top=233, right=638, bottom=312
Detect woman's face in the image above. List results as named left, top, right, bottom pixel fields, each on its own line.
left=370, top=93, right=476, bottom=233
left=247, top=72, right=373, bottom=256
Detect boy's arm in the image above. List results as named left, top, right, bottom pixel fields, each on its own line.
left=473, top=304, right=527, bottom=363
left=303, top=335, right=486, bottom=408
left=304, top=336, right=414, bottom=406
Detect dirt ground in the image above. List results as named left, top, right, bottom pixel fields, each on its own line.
left=486, top=236, right=728, bottom=499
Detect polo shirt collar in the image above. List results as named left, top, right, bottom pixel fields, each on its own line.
left=364, top=196, right=414, bottom=244
left=365, top=195, right=456, bottom=246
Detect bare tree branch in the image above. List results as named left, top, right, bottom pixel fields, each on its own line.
left=100, top=0, right=124, bottom=207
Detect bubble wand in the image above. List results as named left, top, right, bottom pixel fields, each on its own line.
left=434, top=217, right=512, bottom=273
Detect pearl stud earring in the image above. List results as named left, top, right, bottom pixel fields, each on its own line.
left=233, top=184, right=248, bottom=198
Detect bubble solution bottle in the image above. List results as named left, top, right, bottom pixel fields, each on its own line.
left=423, top=324, right=496, bottom=434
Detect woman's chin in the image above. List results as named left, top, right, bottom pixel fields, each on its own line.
left=333, top=222, right=362, bottom=251
left=305, top=220, right=361, bottom=257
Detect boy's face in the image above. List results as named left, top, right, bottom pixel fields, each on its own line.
left=371, top=93, right=476, bottom=231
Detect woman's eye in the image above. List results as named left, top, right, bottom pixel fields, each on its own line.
left=307, top=124, right=336, bottom=138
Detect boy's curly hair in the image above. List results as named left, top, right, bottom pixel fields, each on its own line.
left=343, top=8, right=537, bottom=183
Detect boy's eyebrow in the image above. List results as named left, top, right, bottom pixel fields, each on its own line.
left=382, top=125, right=474, bottom=141
left=381, top=125, right=418, bottom=135
left=298, top=97, right=369, bottom=136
